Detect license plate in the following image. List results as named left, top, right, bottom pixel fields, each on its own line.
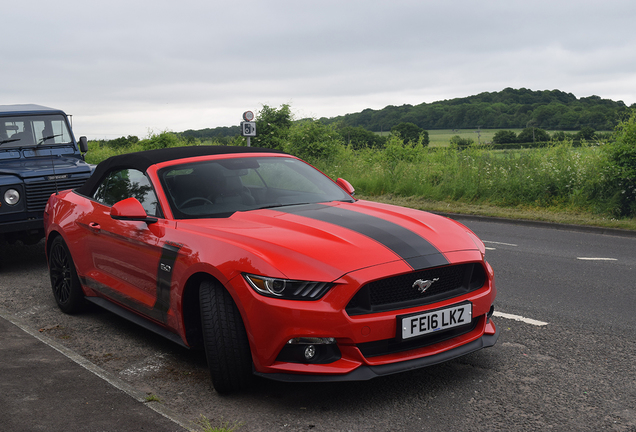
left=400, top=303, right=472, bottom=340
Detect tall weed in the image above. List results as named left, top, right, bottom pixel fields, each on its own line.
left=85, top=121, right=633, bottom=218
left=320, top=140, right=611, bottom=216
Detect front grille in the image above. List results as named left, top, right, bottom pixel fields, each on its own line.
left=346, top=263, right=486, bottom=316
left=24, top=177, right=89, bottom=212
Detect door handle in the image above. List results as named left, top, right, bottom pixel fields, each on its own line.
left=88, top=222, right=101, bottom=232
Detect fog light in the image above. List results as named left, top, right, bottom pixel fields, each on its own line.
left=304, top=345, right=316, bottom=360
left=277, top=337, right=341, bottom=364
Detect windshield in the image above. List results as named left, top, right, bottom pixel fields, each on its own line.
left=0, top=114, right=73, bottom=148
left=159, top=156, right=354, bottom=218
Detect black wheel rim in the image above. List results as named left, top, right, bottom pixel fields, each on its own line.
left=50, top=243, right=72, bottom=304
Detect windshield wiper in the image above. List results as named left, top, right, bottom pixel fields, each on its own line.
left=0, top=138, right=20, bottom=147
left=37, top=134, right=63, bottom=145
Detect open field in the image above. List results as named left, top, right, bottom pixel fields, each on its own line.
left=425, top=129, right=611, bottom=147
left=379, top=129, right=578, bottom=147
left=428, top=129, right=522, bottom=146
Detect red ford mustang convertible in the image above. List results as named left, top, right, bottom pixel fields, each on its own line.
left=44, top=146, right=498, bottom=393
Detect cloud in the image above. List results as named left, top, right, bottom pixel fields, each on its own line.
left=3, top=0, right=636, bottom=138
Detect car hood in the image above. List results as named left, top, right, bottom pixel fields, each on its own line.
left=178, top=200, right=482, bottom=281
left=0, top=155, right=91, bottom=179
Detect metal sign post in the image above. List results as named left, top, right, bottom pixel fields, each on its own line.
left=241, top=111, right=256, bottom=146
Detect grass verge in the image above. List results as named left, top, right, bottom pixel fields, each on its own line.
left=361, top=195, right=636, bottom=231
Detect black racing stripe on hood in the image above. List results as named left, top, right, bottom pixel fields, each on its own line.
left=276, top=204, right=449, bottom=270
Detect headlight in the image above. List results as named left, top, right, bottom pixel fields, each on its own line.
left=243, top=274, right=333, bottom=300
left=4, top=189, right=20, bottom=206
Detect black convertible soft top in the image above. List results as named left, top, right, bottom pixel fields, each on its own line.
left=76, top=145, right=283, bottom=196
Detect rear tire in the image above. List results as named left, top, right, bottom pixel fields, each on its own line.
left=49, top=236, right=85, bottom=314
left=199, top=279, right=253, bottom=394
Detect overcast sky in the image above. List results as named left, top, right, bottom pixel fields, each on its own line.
left=4, top=0, right=636, bottom=139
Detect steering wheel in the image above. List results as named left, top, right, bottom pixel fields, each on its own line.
left=179, top=197, right=214, bottom=208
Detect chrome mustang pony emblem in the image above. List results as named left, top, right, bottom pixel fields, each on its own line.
left=413, top=278, right=439, bottom=293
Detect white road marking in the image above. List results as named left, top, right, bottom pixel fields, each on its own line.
left=577, top=257, right=617, bottom=261
left=483, top=240, right=518, bottom=247
left=494, top=311, right=548, bottom=326
left=485, top=247, right=497, bottom=251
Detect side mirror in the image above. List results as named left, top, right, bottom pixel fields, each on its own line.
left=110, top=197, right=157, bottom=224
left=78, top=136, right=88, bottom=153
left=336, top=178, right=355, bottom=196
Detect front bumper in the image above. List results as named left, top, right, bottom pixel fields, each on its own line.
left=256, top=319, right=499, bottom=382
left=0, top=217, right=43, bottom=234
left=228, top=256, right=498, bottom=380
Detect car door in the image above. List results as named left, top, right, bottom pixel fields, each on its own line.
left=79, top=168, right=169, bottom=321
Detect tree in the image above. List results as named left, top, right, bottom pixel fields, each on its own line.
left=492, top=130, right=517, bottom=144
left=286, top=120, right=343, bottom=162
left=320, top=88, right=626, bottom=131
left=251, top=104, right=293, bottom=150
left=142, top=132, right=180, bottom=150
left=449, top=135, right=474, bottom=147
left=576, top=126, right=596, bottom=141
left=551, top=131, right=570, bottom=141
left=391, top=122, right=429, bottom=146
left=337, top=126, right=386, bottom=149
left=106, top=135, right=139, bottom=149
left=603, top=111, right=636, bottom=216
left=517, top=127, right=550, bottom=143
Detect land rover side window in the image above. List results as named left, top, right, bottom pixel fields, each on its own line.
left=93, top=169, right=160, bottom=216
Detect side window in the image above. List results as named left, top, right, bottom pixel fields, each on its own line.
left=92, top=169, right=160, bottom=216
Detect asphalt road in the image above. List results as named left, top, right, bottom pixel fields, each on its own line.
left=460, top=218, right=636, bottom=334
left=1, top=218, right=635, bottom=431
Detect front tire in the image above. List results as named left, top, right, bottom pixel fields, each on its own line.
left=199, top=279, right=253, bottom=394
left=49, top=236, right=85, bottom=314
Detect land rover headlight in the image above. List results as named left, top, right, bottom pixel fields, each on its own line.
left=4, top=189, right=20, bottom=205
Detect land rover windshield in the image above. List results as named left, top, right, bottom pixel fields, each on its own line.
left=1, top=114, right=73, bottom=148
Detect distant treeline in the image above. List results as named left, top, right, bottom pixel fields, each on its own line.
left=170, top=88, right=631, bottom=141
left=321, top=88, right=631, bottom=132
left=180, top=125, right=241, bottom=141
